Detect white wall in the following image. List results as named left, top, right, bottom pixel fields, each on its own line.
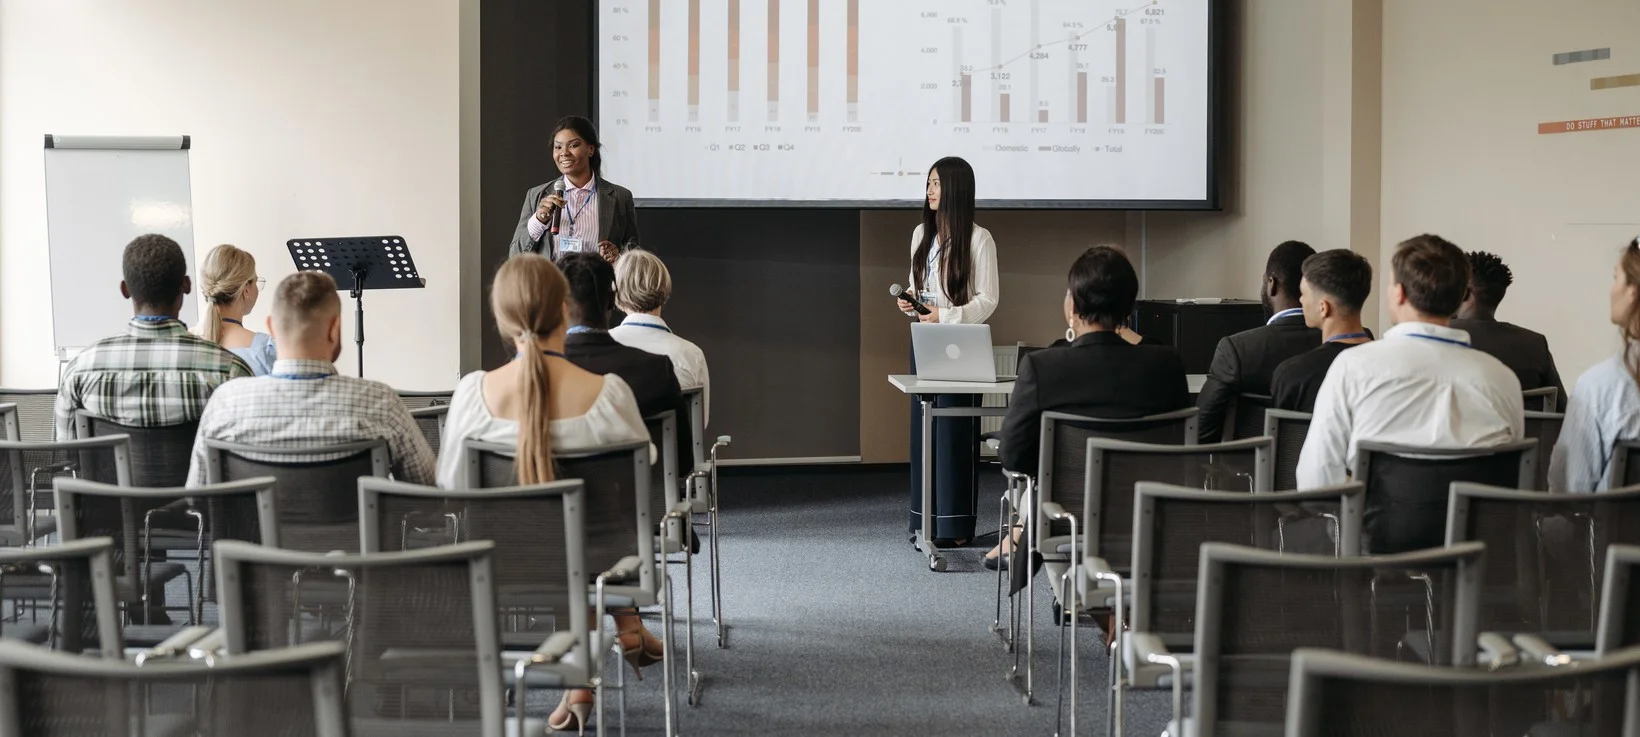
left=0, top=0, right=462, bottom=389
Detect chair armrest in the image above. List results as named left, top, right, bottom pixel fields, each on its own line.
left=1001, top=469, right=1030, bottom=482
left=1040, top=502, right=1070, bottom=521
left=665, top=500, right=692, bottom=520
left=1129, top=631, right=1177, bottom=667
left=600, top=556, right=642, bottom=585
left=133, top=626, right=216, bottom=666
left=1476, top=632, right=1520, bottom=670
left=1081, top=556, right=1113, bottom=579
left=687, top=463, right=712, bottom=479
left=186, top=629, right=227, bottom=661
left=1511, top=634, right=1575, bottom=666
left=532, top=631, right=578, bottom=663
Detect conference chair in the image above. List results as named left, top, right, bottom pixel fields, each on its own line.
left=0, top=388, right=55, bottom=442
left=0, top=538, right=121, bottom=656
left=201, top=438, right=388, bottom=553
left=1604, top=440, right=1640, bottom=489
left=1169, top=542, right=1487, bottom=737
left=1263, top=409, right=1312, bottom=491
left=680, top=387, right=732, bottom=650
left=1522, top=410, right=1564, bottom=490
left=1522, top=386, right=1559, bottom=414
left=644, top=411, right=686, bottom=555
left=409, top=404, right=448, bottom=454
left=1596, top=544, right=1640, bottom=655
left=72, top=411, right=196, bottom=489
left=0, top=403, right=17, bottom=442
left=211, top=540, right=529, bottom=736
left=1285, top=647, right=1640, bottom=737
left=359, top=477, right=601, bottom=733
left=1445, top=482, right=1640, bottom=656
left=1222, top=393, right=1273, bottom=443
left=1353, top=439, right=1536, bottom=554
left=1062, top=481, right=1364, bottom=737
left=0, top=639, right=351, bottom=737
left=0, top=434, right=131, bottom=547
left=395, top=389, right=453, bottom=410
left=53, top=477, right=278, bottom=644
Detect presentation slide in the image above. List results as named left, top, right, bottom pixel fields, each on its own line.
left=597, top=0, right=1215, bottom=207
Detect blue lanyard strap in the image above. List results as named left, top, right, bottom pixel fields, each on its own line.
left=133, top=315, right=172, bottom=323
left=1326, top=332, right=1371, bottom=344
left=1268, top=307, right=1305, bottom=325
left=629, top=323, right=672, bottom=334
left=567, top=326, right=604, bottom=335
left=270, top=373, right=330, bottom=381
left=563, top=186, right=591, bottom=226
left=1403, top=333, right=1470, bottom=348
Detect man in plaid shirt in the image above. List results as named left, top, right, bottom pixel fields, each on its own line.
left=55, top=234, right=254, bottom=440
left=185, top=270, right=435, bottom=486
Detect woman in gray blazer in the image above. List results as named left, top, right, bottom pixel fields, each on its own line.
left=509, top=116, right=641, bottom=263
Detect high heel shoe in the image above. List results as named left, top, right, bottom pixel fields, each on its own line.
left=616, top=628, right=665, bottom=680
left=548, top=690, right=593, bottom=735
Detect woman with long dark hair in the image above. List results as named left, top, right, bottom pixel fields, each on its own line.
left=1550, top=237, right=1640, bottom=491
left=898, top=156, right=1000, bottom=545
left=509, top=115, right=642, bottom=264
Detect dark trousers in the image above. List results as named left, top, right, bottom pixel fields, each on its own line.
left=907, top=350, right=980, bottom=541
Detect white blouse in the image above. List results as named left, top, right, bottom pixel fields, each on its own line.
left=435, top=369, right=652, bottom=489
left=906, top=223, right=1000, bottom=325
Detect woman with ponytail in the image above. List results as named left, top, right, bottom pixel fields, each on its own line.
left=1550, top=237, right=1640, bottom=492
left=199, top=244, right=276, bottom=375
left=436, top=253, right=652, bottom=732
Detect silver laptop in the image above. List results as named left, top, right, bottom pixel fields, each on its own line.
left=911, top=323, right=1015, bottom=383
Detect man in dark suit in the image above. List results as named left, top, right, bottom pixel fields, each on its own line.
left=1271, top=249, right=1375, bottom=412
left=1451, top=250, right=1565, bottom=410
left=1194, top=240, right=1321, bottom=442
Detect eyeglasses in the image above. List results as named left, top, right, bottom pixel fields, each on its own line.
left=254, top=278, right=267, bottom=288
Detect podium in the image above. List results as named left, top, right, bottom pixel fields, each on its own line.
left=287, top=236, right=425, bottom=377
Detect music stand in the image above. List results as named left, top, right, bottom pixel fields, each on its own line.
left=286, top=236, right=425, bottom=377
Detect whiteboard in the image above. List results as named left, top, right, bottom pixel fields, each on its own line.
left=43, top=135, right=197, bottom=357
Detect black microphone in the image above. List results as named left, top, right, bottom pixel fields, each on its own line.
left=890, top=283, right=931, bottom=315
left=548, top=179, right=566, bottom=236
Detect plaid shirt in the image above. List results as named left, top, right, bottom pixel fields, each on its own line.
left=54, top=317, right=253, bottom=440
left=185, top=358, right=436, bottom=487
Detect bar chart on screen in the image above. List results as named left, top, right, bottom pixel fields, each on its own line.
left=599, top=0, right=1211, bottom=203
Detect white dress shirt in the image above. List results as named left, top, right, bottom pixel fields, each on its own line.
left=1296, top=321, right=1524, bottom=488
left=1549, top=352, right=1640, bottom=492
left=906, top=223, right=1000, bottom=324
left=609, top=313, right=710, bottom=426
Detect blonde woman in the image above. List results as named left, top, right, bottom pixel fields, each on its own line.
left=199, top=244, right=276, bottom=375
left=610, top=249, right=710, bottom=425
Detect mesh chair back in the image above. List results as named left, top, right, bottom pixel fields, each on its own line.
left=1195, top=542, right=1485, bottom=736
left=0, top=389, right=56, bottom=442
left=0, top=403, right=18, bottom=442
left=0, top=436, right=131, bottom=545
left=1521, top=386, right=1559, bottom=414
left=1355, top=439, right=1535, bottom=555
left=1446, top=482, right=1640, bottom=648
left=1597, top=544, right=1640, bottom=654
left=644, top=411, right=679, bottom=544
left=204, top=439, right=388, bottom=554
left=1075, top=436, right=1272, bottom=573
left=1225, top=393, right=1273, bottom=442
left=395, top=390, right=453, bottom=410
left=74, top=412, right=197, bottom=489
left=1131, top=483, right=1364, bottom=649
left=0, top=639, right=350, bottom=737
left=362, top=477, right=590, bottom=660
left=0, top=539, right=122, bottom=656
left=408, top=405, right=447, bottom=456
left=1522, top=411, right=1563, bottom=490
left=1286, top=646, right=1640, bottom=737
left=1036, top=409, right=1199, bottom=540
left=214, top=539, right=501, bottom=735
left=1607, top=440, right=1640, bottom=489
left=1264, top=409, right=1312, bottom=491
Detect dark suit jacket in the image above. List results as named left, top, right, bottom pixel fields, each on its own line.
left=1194, top=314, right=1320, bottom=442
left=564, top=331, right=690, bottom=464
left=998, top=332, right=1191, bottom=476
left=1450, top=318, right=1566, bottom=411
left=509, top=176, right=642, bottom=258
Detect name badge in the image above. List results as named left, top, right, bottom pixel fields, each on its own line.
left=557, top=236, right=585, bottom=254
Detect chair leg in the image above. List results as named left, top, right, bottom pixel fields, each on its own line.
left=661, top=570, right=677, bottom=737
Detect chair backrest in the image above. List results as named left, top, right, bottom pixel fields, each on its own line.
left=1597, top=544, right=1640, bottom=655
left=1130, top=482, right=1365, bottom=648
left=1285, top=646, right=1640, bottom=737
left=643, top=411, right=681, bottom=546
left=1069, top=435, right=1273, bottom=573
left=464, top=438, right=656, bottom=591
left=684, top=388, right=707, bottom=469
left=360, top=477, right=590, bottom=665
left=1224, top=393, right=1274, bottom=442
left=0, top=389, right=56, bottom=442
left=408, top=405, right=448, bottom=456
left=1446, top=482, right=1640, bottom=648
left=1035, top=408, right=1200, bottom=536
left=1353, top=439, right=1536, bottom=554
left=0, top=639, right=350, bottom=737
left=0, top=403, right=18, bottom=442
left=73, top=410, right=198, bottom=488
left=395, top=389, right=453, bottom=410
left=0, top=436, right=132, bottom=543
left=1521, top=410, right=1563, bottom=490
left=1606, top=440, right=1640, bottom=489
left=0, top=538, right=122, bottom=656
left=214, top=539, right=501, bottom=734
left=1194, top=541, right=1486, bottom=737
left=1263, top=409, right=1312, bottom=491
left=1521, top=386, right=1559, bottom=413
left=203, top=439, right=389, bottom=553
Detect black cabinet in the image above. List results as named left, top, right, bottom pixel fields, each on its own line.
left=1133, top=299, right=1267, bottom=375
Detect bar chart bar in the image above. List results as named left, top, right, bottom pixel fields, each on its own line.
left=1115, top=17, right=1127, bottom=124
left=961, top=74, right=972, bottom=122
left=846, top=0, right=858, bottom=121
left=1077, top=73, right=1089, bottom=123
left=648, top=0, right=661, bottom=122
left=1037, top=110, right=1048, bottom=123
left=728, top=0, right=740, bottom=121
left=951, top=24, right=964, bottom=122
left=687, top=0, right=700, bottom=122
left=1030, top=0, right=1042, bottom=123
left=1068, top=31, right=1083, bottom=124
left=991, top=8, right=1002, bottom=122
left=807, top=0, right=819, bottom=122
left=767, top=0, right=779, bottom=121
left=1000, top=93, right=1011, bottom=123
left=1154, top=78, right=1166, bottom=124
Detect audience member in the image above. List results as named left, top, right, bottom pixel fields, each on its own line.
left=199, top=243, right=277, bottom=375
left=1451, top=250, right=1565, bottom=409
left=1549, top=238, right=1640, bottom=492
left=1194, top=240, right=1320, bottom=441
left=1298, top=234, right=1523, bottom=551
left=990, top=246, right=1190, bottom=568
left=611, top=249, right=711, bottom=426
left=185, top=271, right=434, bottom=486
left=1271, top=249, right=1375, bottom=412
left=436, top=254, right=654, bottom=732
left=55, top=234, right=252, bottom=439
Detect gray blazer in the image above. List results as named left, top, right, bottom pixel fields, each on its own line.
left=508, top=175, right=642, bottom=258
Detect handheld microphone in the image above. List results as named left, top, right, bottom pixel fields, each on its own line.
left=890, top=283, right=931, bottom=316
left=548, top=180, right=567, bottom=236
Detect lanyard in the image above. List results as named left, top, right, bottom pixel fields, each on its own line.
left=563, top=184, right=591, bottom=227
left=270, top=372, right=330, bottom=381
left=133, top=315, right=172, bottom=323
left=516, top=350, right=568, bottom=360
left=1326, top=332, right=1371, bottom=344
left=629, top=322, right=672, bottom=334
left=567, top=326, right=604, bottom=335
left=1267, top=307, right=1304, bottom=325
left=221, top=318, right=243, bottom=326
left=1403, top=333, right=1470, bottom=348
